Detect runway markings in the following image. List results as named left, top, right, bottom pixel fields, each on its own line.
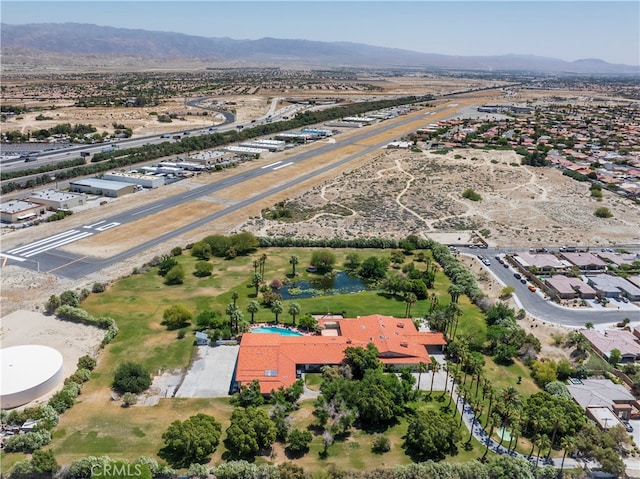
left=8, top=230, right=94, bottom=258
left=261, top=161, right=282, bottom=169
left=4, top=220, right=121, bottom=259
left=95, top=222, right=120, bottom=231
left=0, top=253, right=25, bottom=263
left=131, top=204, right=164, bottom=216
left=273, top=162, right=293, bottom=170
left=84, top=220, right=106, bottom=229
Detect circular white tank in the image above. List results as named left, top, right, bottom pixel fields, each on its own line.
left=1, top=345, right=64, bottom=409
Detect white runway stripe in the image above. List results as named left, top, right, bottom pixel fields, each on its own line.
left=273, top=162, right=293, bottom=170
left=261, top=161, right=282, bottom=169
left=22, top=231, right=94, bottom=258
left=8, top=230, right=81, bottom=254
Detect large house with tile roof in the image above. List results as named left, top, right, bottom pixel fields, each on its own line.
left=234, top=314, right=446, bottom=394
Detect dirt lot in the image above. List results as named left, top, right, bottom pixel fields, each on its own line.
left=0, top=309, right=104, bottom=406
left=239, top=148, right=640, bottom=248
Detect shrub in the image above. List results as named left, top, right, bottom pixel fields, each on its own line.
left=162, top=305, right=193, bottom=330
left=121, top=392, right=138, bottom=408
left=371, top=434, right=391, bottom=453
left=594, top=207, right=613, bottom=218
left=92, top=282, right=106, bottom=293
left=77, top=355, right=97, bottom=371
left=113, top=362, right=152, bottom=394
left=194, top=261, right=213, bottom=277
left=462, top=188, right=482, bottom=201
left=3, top=430, right=52, bottom=452
left=164, top=264, right=185, bottom=285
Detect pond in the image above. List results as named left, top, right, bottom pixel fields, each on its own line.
left=279, top=271, right=367, bottom=300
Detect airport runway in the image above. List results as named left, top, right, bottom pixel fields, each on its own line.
left=1, top=104, right=454, bottom=278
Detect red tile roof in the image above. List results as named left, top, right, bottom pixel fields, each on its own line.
left=235, top=315, right=446, bottom=394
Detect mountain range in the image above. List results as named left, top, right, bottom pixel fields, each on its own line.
left=1, top=23, right=638, bottom=75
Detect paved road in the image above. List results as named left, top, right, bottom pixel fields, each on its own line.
left=446, top=369, right=600, bottom=472
left=458, top=248, right=640, bottom=327
left=2, top=105, right=455, bottom=278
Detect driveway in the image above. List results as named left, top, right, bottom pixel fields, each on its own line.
left=175, top=345, right=239, bottom=397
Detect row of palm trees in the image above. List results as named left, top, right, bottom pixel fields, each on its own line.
left=419, top=340, right=578, bottom=473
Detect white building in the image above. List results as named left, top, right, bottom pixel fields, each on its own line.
left=103, top=172, right=165, bottom=189
left=0, top=200, right=45, bottom=223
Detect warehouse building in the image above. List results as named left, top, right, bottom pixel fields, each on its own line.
left=324, top=121, right=363, bottom=128
left=103, top=172, right=165, bottom=189
left=70, top=178, right=138, bottom=197
left=301, top=128, right=333, bottom=137
left=28, top=189, right=87, bottom=210
left=274, top=132, right=312, bottom=142
left=189, top=150, right=231, bottom=165
left=0, top=200, right=45, bottom=224
left=239, top=142, right=277, bottom=152
left=343, top=116, right=377, bottom=125
left=224, top=145, right=266, bottom=156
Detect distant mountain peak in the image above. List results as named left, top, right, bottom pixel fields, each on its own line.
left=1, top=23, right=637, bottom=75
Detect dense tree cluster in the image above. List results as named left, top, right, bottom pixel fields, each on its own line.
left=314, top=345, right=415, bottom=434
left=223, top=407, right=277, bottom=460
left=112, top=362, right=152, bottom=394
left=159, top=414, right=222, bottom=468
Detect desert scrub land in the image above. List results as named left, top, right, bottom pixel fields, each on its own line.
left=241, top=148, right=640, bottom=248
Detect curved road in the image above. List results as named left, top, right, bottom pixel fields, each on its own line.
left=457, top=248, right=640, bottom=326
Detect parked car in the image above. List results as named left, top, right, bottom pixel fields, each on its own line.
left=514, top=273, right=521, bottom=280
left=503, top=263, right=508, bottom=268
left=520, top=278, right=527, bottom=285
left=528, top=285, right=537, bottom=292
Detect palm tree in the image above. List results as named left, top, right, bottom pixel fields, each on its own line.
left=448, top=364, right=462, bottom=408
left=271, top=300, right=283, bottom=324
left=289, top=255, right=299, bottom=277
left=416, top=361, right=428, bottom=392
left=428, top=358, right=440, bottom=396
left=445, top=302, right=463, bottom=339
left=560, top=435, right=576, bottom=474
left=253, top=259, right=260, bottom=275
left=404, top=292, right=417, bottom=317
left=288, top=302, right=301, bottom=326
left=231, top=309, right=243, bottom=335
left=231, top=291, right=239, bottom=307
left=508, top=420, right=521, bottom=454
left=535, top=434, right=550, bottom=469
left=482, top=413, right=499, bottom=461
left=484, top=387, right=496, bottom=429
left=226, top=303, right=238, bottom=332
left=260, top=253, right=268, bottom=277
left=441, top=362, right=450, bottom=399
left=252, top=273, right=262, bottom=297
left=429, top=293, right=439, bottom=313
left=458, top=386, right=470, bottom=426
left=246, top=300, right=259, bottom=323
left=448, top=283, right=465, bottom=304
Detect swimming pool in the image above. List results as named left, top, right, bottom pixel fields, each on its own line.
left=252, top=326, right=303, bottom=336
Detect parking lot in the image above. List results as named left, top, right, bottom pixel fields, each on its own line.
left=175, top=345, right=239, bottom=398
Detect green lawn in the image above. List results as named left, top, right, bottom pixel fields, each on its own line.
left=274, top=398, right=491, bottom=473
left=3, top=246, right=501, bottom=474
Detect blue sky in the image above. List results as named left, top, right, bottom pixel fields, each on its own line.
left=2, top=1, right=638, bottom=65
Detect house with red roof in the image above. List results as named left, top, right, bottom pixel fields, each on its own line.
left=234, top=314, right=446, bottom=394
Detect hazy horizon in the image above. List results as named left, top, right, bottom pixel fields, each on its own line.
left=1, top=1, right=638, bottom=66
